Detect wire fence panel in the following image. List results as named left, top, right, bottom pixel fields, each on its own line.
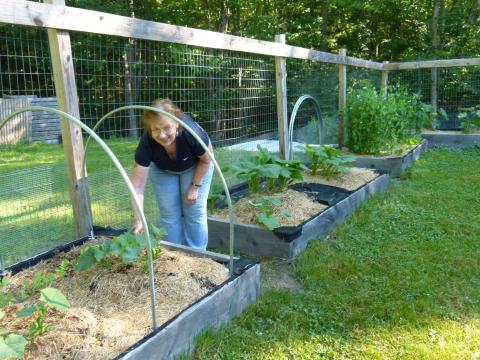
left=1, top=17, right=479, bottom=266
left=71, top=32, right=278, bottom=228
left=287, top=59, right=339, bottom=149
left=347, top=66, right=382, bottom=91
left=390, top=66, right=480, bottom=129
left=0, top=25, right=75, bottom=267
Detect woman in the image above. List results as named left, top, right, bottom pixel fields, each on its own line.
left=131, top=99, right=214, bottom=251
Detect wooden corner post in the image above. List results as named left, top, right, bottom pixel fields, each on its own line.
left=274, top=34, right=289, bottom=160
left=381, top=61, right=389, bottom=99
left=45, top=0, right=92, bottom=238
left=338, top=48, right=347, bottom=148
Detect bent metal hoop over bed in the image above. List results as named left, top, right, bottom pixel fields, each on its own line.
left=288, top=94, right=324, bottom=159
left=83, top=105, right=235, bottom=277
left=0, top=106, right=235, bottom=332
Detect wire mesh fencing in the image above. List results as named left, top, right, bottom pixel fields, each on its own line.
left=389, top=66, right=480, bottom=129
left=287, top=59, right=339, bottom=154
left=2, top=15, right=479, bottom=267
left=0, top=25, right=76, bottom=266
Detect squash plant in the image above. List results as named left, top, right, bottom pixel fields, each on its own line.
left=0, top=271, right=70, bottom=360
left=305, top=145, right=355, bottom=178
left=225, top=145, right=305, bottom=194
left=248, top=196, right=289, bottom=230
left=74, top=224, right=166, bottom=272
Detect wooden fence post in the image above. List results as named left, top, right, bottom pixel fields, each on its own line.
left=381, top=61, right=389, bottom=99
left=45, top=0, right=92, bottom=238
left=338, top=48, right=347, bottom=148
left=274, top=34, right=289, bottom=160
left=431, top=67, right=438, bottom=112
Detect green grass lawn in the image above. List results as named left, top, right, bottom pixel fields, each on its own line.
left=194, top=147, right=480, bottom=359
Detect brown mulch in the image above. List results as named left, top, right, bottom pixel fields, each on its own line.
left=1, top=239, right=229, bottom=360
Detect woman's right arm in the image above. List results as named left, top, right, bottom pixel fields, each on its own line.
left=131, top=162, right=150, bottom=234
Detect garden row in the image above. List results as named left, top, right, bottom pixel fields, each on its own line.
left=2, top=85, right=478, bottom=359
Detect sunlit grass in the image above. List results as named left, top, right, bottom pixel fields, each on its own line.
left=194, top=147, right=480, bottom=359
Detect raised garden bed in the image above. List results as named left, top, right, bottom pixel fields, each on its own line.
left=2, top=232, right=259, bottom=359
left=422, top=130, right=480, bottom=148
left=348, top=139, right=428, bottom=176
left=208, top=168, right=389, bottom=259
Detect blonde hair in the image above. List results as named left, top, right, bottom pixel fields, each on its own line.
left=142, top=98, right=183, bottom=134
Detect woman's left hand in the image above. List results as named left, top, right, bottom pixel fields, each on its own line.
left=184, top=185, right=200, bottom=204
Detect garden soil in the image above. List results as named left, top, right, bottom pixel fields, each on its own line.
left=213, top=167, right=378, bottom=227
left=2, top=240, right=229, bottom=360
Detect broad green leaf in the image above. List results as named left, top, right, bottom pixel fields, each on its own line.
left=0, top=293, right=13, bottom=308
left=40, top=288, right=70, bottom=311
left=109, top=241, right=122, bottom=255
left=0, top=334, right=27, bottom=359
left=258, top=213, right=280, bottom=230
left=74, top=247, right=97, bottom=271
left=121, top=247, right=142, bottom=264
left=93, top=247, right=106, bottom=262
left=150, top=224, right=167, bottom=241
left=16, top=306, right=36, bottom=318
left=0, top=329, right=7, bottom=336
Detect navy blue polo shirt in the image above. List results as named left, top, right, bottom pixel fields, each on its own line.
left=134, top=114, right=210, bottom=172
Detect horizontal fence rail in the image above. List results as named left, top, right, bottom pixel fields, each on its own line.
left=1, top=0, right=383, bottom=70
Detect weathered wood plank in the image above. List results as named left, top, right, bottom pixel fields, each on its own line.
left=384, top=58, right=480, bottom=70
left=338, top=49, right=347, bottom=147
left=45, top=0, right=91, bottom=238
left=275, top=34, right=289, bottom=160
left=0, top=0, right=383, bottom=69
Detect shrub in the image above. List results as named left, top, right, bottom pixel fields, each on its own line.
left=346, top=83, right=443, bottom=154
left=458, top=105, right=480, bottom=133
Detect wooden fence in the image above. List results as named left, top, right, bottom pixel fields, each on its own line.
left=0, top=96, right=60, bottom=145
left=0, top=0, right=479, bottom=238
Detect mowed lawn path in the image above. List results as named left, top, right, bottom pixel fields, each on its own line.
left=195, top=148, right=480, bottom=359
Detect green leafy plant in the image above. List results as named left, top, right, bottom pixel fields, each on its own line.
left=0, top=275, right=69, bottom=359
left=458, top=105, right=480, bottom=133
left=54, top=260, right=74, bottom=280
left=0, top=333, right=27, bottom=360
left=225, top=145, right=304, bottom=194
left=16, top=287, right=70, bottom=339
left=305, top=145, right=355, bottom=178
left=18, top=271, right=56, bottom=302
left=0, top=276, right=25, bottom=360
left=346, top=83, right=444, bottom=154
left=207, top=191, right=226, bottom=213
left=74, top=224, right=166, bottom=272
left=248, top=196, right=289, bottom=230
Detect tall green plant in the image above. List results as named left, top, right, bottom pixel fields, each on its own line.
left=305, top=145, right=355, bottom=178
left=346, top=83, right=442, bottom=154
left=458, top=105, right=480, bottom=133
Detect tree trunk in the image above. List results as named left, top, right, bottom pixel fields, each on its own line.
left=321, top=0, right=328, bottom=51
left=203, top=0, right=212, bottom=30
left=125, top=0, right=138, bottom=139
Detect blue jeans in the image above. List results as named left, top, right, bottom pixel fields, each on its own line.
left=149, top=163, right=213, bottom=250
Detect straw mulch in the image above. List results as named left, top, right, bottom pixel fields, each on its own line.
left=213, top=189, right=327, bottom=227
left=296, top=167, right=379, bottom=191
left=1, top=240, right=229, bottom=360
left=212, top=167, right=378, bottom=227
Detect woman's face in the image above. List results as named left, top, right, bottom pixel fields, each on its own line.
left=150, top=116, right=178, bottom=147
